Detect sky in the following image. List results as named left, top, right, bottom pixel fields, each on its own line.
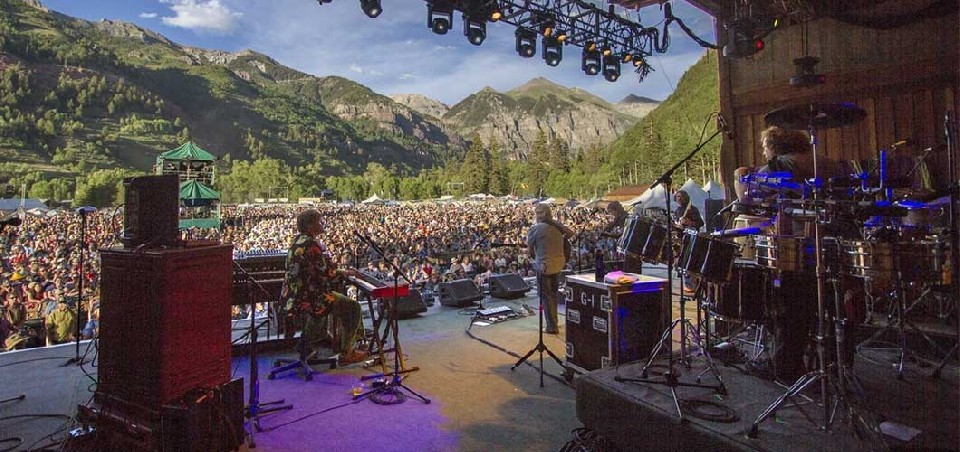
left=42, top=0, right=718, bottom=105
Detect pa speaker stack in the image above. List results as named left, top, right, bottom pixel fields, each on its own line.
left=438, top=279, right=483, bottom=307
left=488, top=273, right=531, bottom=299
left=121, top=174, right=180, bottom=248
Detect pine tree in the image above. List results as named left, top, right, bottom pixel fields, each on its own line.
left=460, top=135, right=490, bottom=194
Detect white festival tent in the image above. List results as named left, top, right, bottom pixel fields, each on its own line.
left=703, top=180, right=726, bottom=199
left=632, top=184, right=668, bottom=211
left=679, top=178, right=708, bottom=230
left=361, top=194, right=386, bottom=205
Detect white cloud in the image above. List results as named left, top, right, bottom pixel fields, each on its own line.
left=348, top=64, right=383, bottom=77
left=432, top=45, right=455, bottom=52
left=399, top=73, right=418, bottom=80
left=160, top=0, right=242, bottom=33
left=139, top=12, right=158, bottom=19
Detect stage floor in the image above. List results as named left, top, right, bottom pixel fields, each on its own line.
left=2, top=265, right=954, bottom=451
left=577, top=352, right=960, bottom=451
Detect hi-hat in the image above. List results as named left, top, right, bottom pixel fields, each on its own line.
left=765, top=102, right=866, bottom=130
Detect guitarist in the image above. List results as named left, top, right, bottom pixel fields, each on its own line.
left=526, top=204, right=575, bottom=335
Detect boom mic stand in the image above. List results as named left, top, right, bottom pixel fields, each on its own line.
left=353, top=233, right=430, bottom=405
left=233, top=261, right=291, bottom=447
left=615, top=128, right=726, bottom=421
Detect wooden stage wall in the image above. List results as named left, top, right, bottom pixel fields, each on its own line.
left=716, top=9, right=960, bottom=196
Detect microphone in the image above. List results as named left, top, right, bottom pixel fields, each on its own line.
left=717, top=113, right=734, bottom=140
left=0, top=217, right=22, bottom=227
left=716, top=200, right=738, bottom=216
left=75, top=206, right=96, bottom=215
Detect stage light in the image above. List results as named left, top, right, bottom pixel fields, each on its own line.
left=632, top=57, right=645, bottom=67
left=490, top=8, right=502, bottom=21
left=621, top=53, right=633, bottom=63
left=555, top=30, right=567, bottom=42
left=602, top=54, right=620, bottom=82
left=585, top=41, right=597, bottom=52
left=542, top=36, right=562, bottom=67
left=516, top=28, right=537, bottom=58
left=541, top=21, right=555, bottom=37
left=581, top=48, right=600, bottom=75
left=463, top=14, right=486, bottom=46
left=427, top=3, right=453, bottom=35
left=601, top=46, right=612, bottom=57
left=360, top=0, right=381, bottom=18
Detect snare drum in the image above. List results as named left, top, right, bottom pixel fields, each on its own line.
left=679, top=231, right=738, bottom=282
left=840, top=240, right=894, bottom=282
left=731, top=215, right=769, bottom=261
left=755, top=236, right=809, bottom=272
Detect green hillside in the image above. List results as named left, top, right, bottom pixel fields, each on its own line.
left=0, top=0, right=451, bottom=182
left=601, top=50, right=721, bottom=186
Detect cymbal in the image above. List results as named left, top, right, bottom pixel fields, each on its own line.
left=765, top=102, right=867, bottom=130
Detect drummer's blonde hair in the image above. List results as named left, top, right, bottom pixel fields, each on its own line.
left=761, top=126, right=810, bottom=156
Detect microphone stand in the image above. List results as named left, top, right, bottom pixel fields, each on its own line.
left=353, top=233, right=430, bottom=404
left=64, top=209, right=89, bottom=366
left=615, top=128, right=726, bottom=421
left=933, top=111, right=959, bottom=379
left=233, top=261, right=291, bottom=447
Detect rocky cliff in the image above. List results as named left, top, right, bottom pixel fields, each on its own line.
left=442, top=78, right=640, bottom=158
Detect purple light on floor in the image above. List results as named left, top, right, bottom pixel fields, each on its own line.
left=234, top=356, right=459, bottom=452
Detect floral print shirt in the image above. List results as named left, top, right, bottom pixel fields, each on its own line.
left=282, top=234, right=343, bottom=317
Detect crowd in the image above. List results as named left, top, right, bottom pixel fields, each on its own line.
left=1, top=201, right=621, bottom=353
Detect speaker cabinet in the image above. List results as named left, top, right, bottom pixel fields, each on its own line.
left=438, top=279, right=483, bottom=307
left=98, top=245, right=233, bottom=410
left=488, top=273, right=531, bottom=299
left=395, top=288, right=428, bottom=318
left=122, top=174, right=179, bottom=248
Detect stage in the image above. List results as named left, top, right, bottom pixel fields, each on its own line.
left=576, top=351, right=959, bottom=451
left=2, top=267, right=957, bottom=451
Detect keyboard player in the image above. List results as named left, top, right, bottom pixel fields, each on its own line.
left=282, top=209, right=368, bottom=365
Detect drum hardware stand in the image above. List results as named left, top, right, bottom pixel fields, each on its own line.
left=512, top=268, right=565, bottom=388
left=615, top=128, right=727, bottom=422
left=751, top=106, right=880, bottom=441
left=353, top=233, right=429, bottom=404
left=233, top=261, right=292, bottom=447
left=858, top=256, right=952, bottom=378
left=933, top=112, right=959, bottom=379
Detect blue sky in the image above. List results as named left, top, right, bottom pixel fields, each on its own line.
left=42, top=0, right=717, bottom=105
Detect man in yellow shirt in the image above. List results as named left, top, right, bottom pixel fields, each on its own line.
left=45, top=300, right=76, bottom=346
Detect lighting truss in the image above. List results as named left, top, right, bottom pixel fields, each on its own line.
left=434, top=0, right=671, bottom=82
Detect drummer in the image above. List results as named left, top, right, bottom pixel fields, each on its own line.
left=734, top=126, right=862, bottom=382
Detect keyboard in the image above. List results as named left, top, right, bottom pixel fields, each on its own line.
left=347, top=270, right=410, bottom=300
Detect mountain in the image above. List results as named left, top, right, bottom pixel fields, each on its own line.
left=0, top=0, right=461, bottom=178
left=389, top=94, right=450, bottom=120
left=614, top=94, right=660, bottom=119
left=442, top=77, right=639, bottom=159
left=600, top=50, right=721, bottom=187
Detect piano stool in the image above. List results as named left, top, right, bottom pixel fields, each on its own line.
left=268, top=315, right=340, bottom=382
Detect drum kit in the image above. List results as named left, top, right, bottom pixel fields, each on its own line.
left=616, top=101, right=958, bottom=439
